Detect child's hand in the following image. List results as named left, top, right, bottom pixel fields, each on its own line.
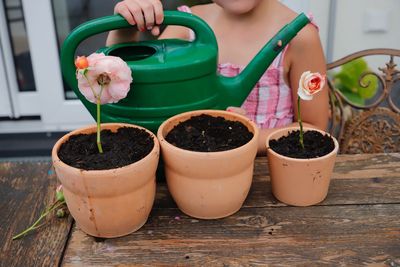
left=114, top=0, right=163, bottom=36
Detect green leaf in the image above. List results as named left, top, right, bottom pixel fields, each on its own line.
left=341, top=89, right=365, bottom=105
left=358, top=74, right=378, bottom=99
left=330, top=58, right=378, bottom=103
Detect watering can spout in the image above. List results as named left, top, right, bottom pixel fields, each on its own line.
left=217, top=13, right=310, bottom=108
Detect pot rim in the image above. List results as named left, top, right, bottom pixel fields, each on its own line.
left=157, top=109, right=259, bottom=156
left=265, top=126, right=339, bottom=162
left=52, top=122, right=160, bottom=173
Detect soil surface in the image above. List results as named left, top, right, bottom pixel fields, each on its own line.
left=269, top=130, right=335, bottom=159
left=165, top=114, right=253, bottom=152
left=58, top=127, right=154, bottom=170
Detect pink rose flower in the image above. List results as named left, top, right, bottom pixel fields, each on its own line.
left=76, top=53, right=132, bottom=104
left=297, top=71, right=326, bottom=101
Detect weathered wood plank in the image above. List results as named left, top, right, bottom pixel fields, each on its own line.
left=154, top=153, right=400, bottom=209
left=63, top=204, right=400, bottom=266
left=253, top=153, right=400, bottom=180
left=0, top=161, right=73, bottom=267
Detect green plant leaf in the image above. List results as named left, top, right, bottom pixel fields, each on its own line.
left=335, top=83, right=365, bottom=105
left=340, top=90, right=365, bottom=105
left=358, top=74, right=379, bottom=99
left=331, top=58, right=378, bottom=102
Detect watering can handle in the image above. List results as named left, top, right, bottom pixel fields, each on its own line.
left=61, top=11, right=217, bottom=90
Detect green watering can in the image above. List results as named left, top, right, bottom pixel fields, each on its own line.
left=61, top=11, right=310, bottom=132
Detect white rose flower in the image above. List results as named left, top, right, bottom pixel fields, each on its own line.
left=297, top=71, right=326, bottom=101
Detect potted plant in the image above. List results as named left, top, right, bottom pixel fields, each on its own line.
left=157, top=109, right=259, bottom=219
left=52, top=53, right=160, bottom=238
left=266, top=72, right=339, bottom=206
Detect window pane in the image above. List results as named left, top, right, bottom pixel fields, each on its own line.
left=4, top=0, right=36, bottom=92
left=52, top=0, right=120, bottom=99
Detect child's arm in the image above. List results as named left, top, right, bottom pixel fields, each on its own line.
left=288, top=24, right=330, bottom=131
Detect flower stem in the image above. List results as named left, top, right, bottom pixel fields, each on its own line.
left=12, top=200, right=66, bottom=240
left=297, top=96, right=305, bottom=149
left=96, top=96, right=103, bottom=154
left=82, top=71, right=97, bottom=100
left=82, top=72, right=104, bottom=154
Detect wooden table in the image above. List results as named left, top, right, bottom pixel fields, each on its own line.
left=1, top=153, right=400, bottom=266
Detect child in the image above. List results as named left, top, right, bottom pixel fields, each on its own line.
left=106, top=0, right=329, bottom=155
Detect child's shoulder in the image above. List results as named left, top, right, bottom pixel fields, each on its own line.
left=189, top=3, right=215, bottom=13
left=290, top=23, right=321, bottom=52
left=285, top=18, right=323, bottom=65
left=188, top=3, right=217, bottom=20
left=276, top=4, right=320, bottom=50
left=278, top=4, right=319, bottom=35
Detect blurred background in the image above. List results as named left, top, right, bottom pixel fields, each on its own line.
left=0, top=0, right=399, bottom=157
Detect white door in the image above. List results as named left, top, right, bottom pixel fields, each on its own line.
left=0, top=0, right=46, bottom=121
left=21, top=0, right=92, bottom=130
left=0, top=0, right=118, bottom=132
left=0, top=45, right=13, bottom=117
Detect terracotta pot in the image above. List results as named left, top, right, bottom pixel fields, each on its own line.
left=52, top=123, right=159, bottom=238
left=266, top=126, right=339, bottom=206
left=157, top=110, right=259, bottom=219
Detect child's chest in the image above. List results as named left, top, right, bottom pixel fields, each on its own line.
left=214, top=25, right=291, bottom=87
left=212, top=25, right=283, bottom=67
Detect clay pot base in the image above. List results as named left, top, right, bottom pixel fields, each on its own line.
left=269, top=130, right=335, bottom=159
left=77, top=219, right=148, bottom=239
left=58, top=127, right=154, bottom=170
left=178, top=204, right=242, bottom=220
left=165, top=114, right=253, bottom=152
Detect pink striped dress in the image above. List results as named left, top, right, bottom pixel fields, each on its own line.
left=178, top=6, right=316, bottom=129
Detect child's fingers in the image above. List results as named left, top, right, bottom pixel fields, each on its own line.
left=124, top=0, right=145, bottom=31
left=114, top=0, right=163, bottom=33
left=114, top=2, right=136, bottom=25
left=150, top=0, right=164, bottom=25
left=136, top=0, right=154, bottom=30
left=151, top=26, right=160, bottom=36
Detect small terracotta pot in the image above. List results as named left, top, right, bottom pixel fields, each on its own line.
left=157, top=110, right=259, bottom=219
left=52, top=123, right=159, bottom=238
left=266, top=126, right=339, bottom=206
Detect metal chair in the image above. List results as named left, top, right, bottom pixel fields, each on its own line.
left=327, top=49, right=400, bottom=154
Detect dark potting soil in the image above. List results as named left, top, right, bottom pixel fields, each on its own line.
left=165, top=114, right=253, bottom=152
left=269, top=130, right=335, bottom=159
left=58, top=127, right=154, bottom=170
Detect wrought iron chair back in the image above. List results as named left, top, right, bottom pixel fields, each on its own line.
left=327, top=49, right=400, bottom=154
